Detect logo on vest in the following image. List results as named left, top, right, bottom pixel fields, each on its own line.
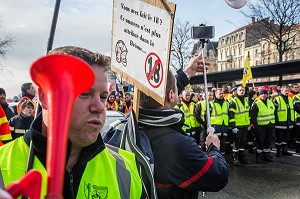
left=84, top=182, right=108, bottom=199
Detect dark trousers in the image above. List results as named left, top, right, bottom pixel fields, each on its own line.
left=186, top=127, right=201, bottom=145
left=247, top=126, right=255, bottom=147
left=194, top=127, right=201, bottom=145
left=200, top=125, right=207, bottom=148
left=289, top=126, right=296, bottom=147
left=233, top=127, right=248, bottom=151
left=213, top=124, right=228, bottom=154
left=295, top=125, right=300, bottom=151
left=275, top=128, right=290, bottom=147
left=255, top=125, right=274, bottom=152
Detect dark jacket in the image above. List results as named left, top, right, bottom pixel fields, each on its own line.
left=1, top=102, right=15, bottom=121
left=138, top=108, right=229, bottom=199
left=175, top=69, right=189, bottom=94
left=9, top=113, right=34, bottom=140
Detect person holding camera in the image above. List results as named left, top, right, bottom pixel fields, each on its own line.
left=138, top=53, right=229, bottom=199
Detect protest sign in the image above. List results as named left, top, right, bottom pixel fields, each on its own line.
left=111, top=0, right=176, bottom=105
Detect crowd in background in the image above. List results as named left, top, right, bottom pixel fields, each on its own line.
left=173, top=83, right=300, bottom=165
left=2, top=82, right=300, bottom=164
left=0, top=83, right=36, bottom=145
left=103, top=82, right=300, bottom=166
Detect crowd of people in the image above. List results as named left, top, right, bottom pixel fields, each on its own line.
left=106, top=91, right=133, bottom=114
left=0, top=46, right=229, bottom=199
left=173, top=83, right=300, bottom=165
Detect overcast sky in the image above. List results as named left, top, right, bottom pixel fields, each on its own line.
left=0, top=0, right=250, bottom=98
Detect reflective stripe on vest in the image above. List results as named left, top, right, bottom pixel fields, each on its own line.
left=255, top=99, right=275, bottom=125
left=210, top=101, right=229, bottom=126
left=14, top=129, right=26, bottom=134
left=230, top=97, right=250, bottom=126
left=275, top=96, right=294, bottom=122
left=0, top=139, right=142, bottom=199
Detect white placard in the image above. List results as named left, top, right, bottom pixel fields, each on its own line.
left=111, top=0, right=175, bottom=103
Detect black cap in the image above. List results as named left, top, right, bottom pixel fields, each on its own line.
left=259, top=89, right=268, bottom=95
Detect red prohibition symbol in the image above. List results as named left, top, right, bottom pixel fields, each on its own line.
left=144, top=52, right=164, bottom=88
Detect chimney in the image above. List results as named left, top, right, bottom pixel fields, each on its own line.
left=252, top=17, right=255, bottom=23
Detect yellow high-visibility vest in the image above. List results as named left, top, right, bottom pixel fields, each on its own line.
left=210, top=101, right=229, bottom=126
left=0, top=138, right=142, bottom=199
left=255, top=99, right=275, bottom=125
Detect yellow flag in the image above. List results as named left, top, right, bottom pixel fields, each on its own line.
left=185, top=83, right=192, bottom=90
left=241, top=57, right=252, bottom=87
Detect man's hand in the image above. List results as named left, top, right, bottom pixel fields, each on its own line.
left=205, top=132, right=220, bottom=150
left=232, top=128, right=239, bottom=134
left=183, top=52, right=210, bottom=78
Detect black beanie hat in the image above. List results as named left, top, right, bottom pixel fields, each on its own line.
left=0, top=88, right=6, bottom=95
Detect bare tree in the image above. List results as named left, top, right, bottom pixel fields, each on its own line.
left=170, top=19, right=194, bottom=70
left=0, top=20, right=15, bottom=63
left=242, top=0, right=300, bottom=63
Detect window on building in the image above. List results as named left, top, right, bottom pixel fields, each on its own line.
left=255, top=49, right=259, bottom=58
left=247, top=51, right=251, bottom=60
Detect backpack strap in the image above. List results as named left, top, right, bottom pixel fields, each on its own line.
left=120, top=111, right=158, bottom=199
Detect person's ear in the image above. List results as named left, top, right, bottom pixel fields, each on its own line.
left=38, top=87, right=48, bottom=110
left=168, top=89, right=175, bottom=103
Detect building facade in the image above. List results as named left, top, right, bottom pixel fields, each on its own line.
left=217, top=18, right=300, bottom=85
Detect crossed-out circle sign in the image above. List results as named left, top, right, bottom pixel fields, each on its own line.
left=144, top=52, right=164, bottom=88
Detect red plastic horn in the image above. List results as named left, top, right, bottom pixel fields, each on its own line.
left=6, top=170, right=42, bottom=198
left=30, top=54, right=94, bottom=198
